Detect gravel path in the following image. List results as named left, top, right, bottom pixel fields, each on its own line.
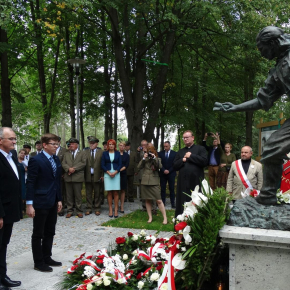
left=7, top=199, right=173, bottom=290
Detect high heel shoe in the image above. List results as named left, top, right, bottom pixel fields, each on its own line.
left=109, top=215, right=113, bottom=218
left=114, top=215, right=119, bottom=218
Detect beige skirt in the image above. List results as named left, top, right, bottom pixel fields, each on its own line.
left=141, top=185, right=161, bottom=200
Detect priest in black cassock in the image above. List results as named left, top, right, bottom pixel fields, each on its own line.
left=173, top=130, right=208, bottom=217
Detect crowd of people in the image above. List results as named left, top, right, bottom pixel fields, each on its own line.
left=0, top=126, right=265, bottom=287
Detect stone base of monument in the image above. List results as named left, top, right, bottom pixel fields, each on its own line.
left=219, top=225, right=290, bottom=290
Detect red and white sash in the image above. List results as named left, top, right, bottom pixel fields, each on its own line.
left=235, top=159, right=253, bottom=190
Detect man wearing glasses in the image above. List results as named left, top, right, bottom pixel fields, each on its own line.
left=173, top=130, right=208, bottom=217
left=0, top=127, right=22, bottom=289
left=26, top=133, right=62, bottom=272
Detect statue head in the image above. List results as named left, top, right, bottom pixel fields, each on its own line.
left=256, top=26, right=290, bottom=60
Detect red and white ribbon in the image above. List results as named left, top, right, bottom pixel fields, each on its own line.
left=235, top=159, right=253, bottom=190
left=80, top=259, right=101, bottom=272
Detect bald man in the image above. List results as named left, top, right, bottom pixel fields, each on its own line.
left=226, top=146, right=263, bottom=201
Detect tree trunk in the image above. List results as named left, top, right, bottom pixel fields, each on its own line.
left=65, top=27, right=76, bottom=138
left=0, top=28, right=12, bottom=127
left=143, top=29, right=176, bottom=141
left=113, top=71, right=118, bottom=141
left=102, top=11, right=113, bottom=141
left=30, top=0, right=49, bottom=132
left=80, top=30, right=85, bottom=149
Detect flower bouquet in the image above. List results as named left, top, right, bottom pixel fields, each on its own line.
left=56, top=180, right=231, bottom=290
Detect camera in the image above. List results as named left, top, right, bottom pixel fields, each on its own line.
left=139, top=146, right=143, bottom=150
left=148, top=151, right=155, bottom=159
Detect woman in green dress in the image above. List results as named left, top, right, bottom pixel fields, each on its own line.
left=216, top=143, right=236, bottom=189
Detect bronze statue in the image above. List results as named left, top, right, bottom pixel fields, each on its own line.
left=214, top=26, right=290, bottom=205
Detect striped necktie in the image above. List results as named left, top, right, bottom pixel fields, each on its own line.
left=49, top=156, right=57, bottom=177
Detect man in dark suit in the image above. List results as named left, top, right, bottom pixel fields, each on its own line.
left=158, top=141, right=177, bottom=208
left=125, top=141, right=137, bottom=202
left=0, top=127, right=22, bottom=289
left=30, top=141, right=42, bottom=157
left=56, top=137, right=67, bottom=217
left=26, top=133, right=62, bottom=272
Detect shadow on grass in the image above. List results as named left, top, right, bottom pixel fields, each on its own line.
left=101, top=209, right=175, bottom=232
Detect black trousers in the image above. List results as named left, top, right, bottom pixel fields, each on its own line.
left=0, top=223, right=13, bottom=278
left=160, top=174, right=176, bottom=206
left=32, top=204, right=57, bottom=266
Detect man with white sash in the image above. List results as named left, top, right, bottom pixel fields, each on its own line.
left=226, top=146, right=263, bottom=201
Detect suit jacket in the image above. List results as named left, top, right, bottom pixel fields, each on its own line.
left=126, top=150, right=137, bottom=176
left=158, top=150, right=177, bottom=176
left=62, top=150, right=86, bottom=182
left=0, top=153, right=22, bottom=223
left=26, top=152, right=62, bottom=209
left=137, top=157, right=162, bottom=185
left=226, top=159, right=263, bottom=200
left=84, top=148, right=104, bottom=182
left=101, top=151, right=122, bottom=172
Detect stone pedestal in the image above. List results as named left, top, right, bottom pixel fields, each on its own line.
left=219, top=225, right=290, bottom=290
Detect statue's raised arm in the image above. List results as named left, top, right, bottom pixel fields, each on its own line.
left=213, top=99, right=262, bottom=113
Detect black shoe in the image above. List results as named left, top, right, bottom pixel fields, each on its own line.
left=1, top=275, right=21, bottom=287
left=44, top=258, right=62, bottom=267
left=171, top=204, right=176, bottom=208
left=34, top=264, right=53, bottom=272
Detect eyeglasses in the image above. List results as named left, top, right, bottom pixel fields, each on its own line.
left=183, top=136, right=193, bottom=140
left=47, top=143, right=59, bottom=146
left=1, top=138, right=17, bottom=142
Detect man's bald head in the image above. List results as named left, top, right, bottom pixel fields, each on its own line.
left=241, top=146, right=253, bottom=160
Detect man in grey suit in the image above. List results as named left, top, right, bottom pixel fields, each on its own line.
left=30, top=141, right=42, bottom=157
left=62, top=138, right=86, bottom=218
left=84, top=137, right=103, bottom=216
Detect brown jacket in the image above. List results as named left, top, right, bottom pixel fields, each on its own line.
left=57, top=146, right=67, bottom=163
left=62, top=150, right=86, bottom=182
left=137, top=157, right=162, bottom=186
left=84, top=148, right=103, bottom=182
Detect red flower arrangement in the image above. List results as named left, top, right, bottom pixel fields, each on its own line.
left=249, top=189, right=258, bottom=197
left=174, top=221, right=188, bottom=231
left=116, top=237, right=126, bottom=244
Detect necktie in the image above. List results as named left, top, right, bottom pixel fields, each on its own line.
left=91, top=149, right=94, bottom=167
left=49, top=156, right=56, bottom=177
left=165, top=151, right=169, bottom=159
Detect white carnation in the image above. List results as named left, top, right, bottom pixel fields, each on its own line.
left=132, top=234, right=139, bottom=241
left=150, top=272, right=160, bottom=281
left=103, top=278, right=111, bottom=286
left=160, top=283, right=168, bottom=290
left=123, top=254, right=128, bottom=260
left=137, top=281, right=144, bottom=289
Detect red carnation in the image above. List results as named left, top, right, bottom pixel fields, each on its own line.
left=96, top=259, right=103, bottom=264
left=97, top=255, right=105, bottom=259
left=86, top=255, right=93, bottom=259
left=250, top=189, right=258, bottom=197
left=156, top=263, right=163, bottom=271
left=116, top=237, right=126, bottom=244
left=174, top=221, right=188, bottom=232
left=136, top=272, right=143, bottom=280
left=127, top=232, right=133, bottom=237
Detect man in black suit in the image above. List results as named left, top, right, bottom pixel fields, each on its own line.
left=158, top=141, right=177, bottom=208
left=30, top=141, right=42, bottom=157
left=26, top=133, right=62, bottom=272
left=0, top=127, right=22, bottom=289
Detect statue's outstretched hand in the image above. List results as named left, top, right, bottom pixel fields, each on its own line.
left=213, top=102, right=236, bottom=112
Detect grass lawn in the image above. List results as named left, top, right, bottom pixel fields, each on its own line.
left=101, top=209, right=175, bottom=232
